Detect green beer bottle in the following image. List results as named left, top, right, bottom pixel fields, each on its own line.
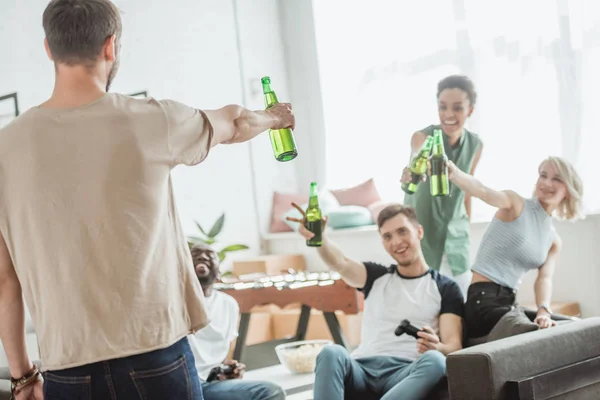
left=305, top=182, right=323, bottom=247
left=430, top=129, right=450, bottom=197
left=402, top=136, right=434, bottom=195
left=261, top=76, right=298, bottom=162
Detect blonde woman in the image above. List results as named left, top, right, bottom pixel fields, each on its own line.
left=446, top=156, right=583, bottom=339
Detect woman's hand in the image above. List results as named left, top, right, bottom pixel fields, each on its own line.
left=445, top=160, right=461, bottom=181
left=400, top=166, right=426, bottom=185
left=534, top=313, right=556, bottom=329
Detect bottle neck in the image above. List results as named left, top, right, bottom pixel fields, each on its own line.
left=262, top=83, right=273, bottom=94
left=432, top=143, right=445, bottom=155
left=309, top=184, right=319, bottom=206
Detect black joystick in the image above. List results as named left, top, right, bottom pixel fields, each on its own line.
left=394, top=319, right=423, bottom=339
left=206, top=363, right=236, bottom=382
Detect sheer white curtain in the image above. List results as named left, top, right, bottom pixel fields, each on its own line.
left=313, top=0, right=600, bottom=221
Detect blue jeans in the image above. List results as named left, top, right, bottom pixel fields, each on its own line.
left=313, top=344, right=446, bottom=400
left=43, top=337, right=203, bottom=399
left=201, top=379, right=285, bottom=400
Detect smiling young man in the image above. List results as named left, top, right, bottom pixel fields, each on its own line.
left=186, top=244, right=285, bottom=400
left=287, top=203, right=464, bottom=400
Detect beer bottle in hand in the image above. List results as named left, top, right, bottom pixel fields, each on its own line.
left=305, top=182, right=323, bottom=247
left=402, top=136, right=434, bottom=195
left=430, top=129, right=450, bottom=197
left=262, top=76, right=298, bottom=162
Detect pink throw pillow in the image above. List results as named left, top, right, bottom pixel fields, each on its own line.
left=269, top=191, right=307, bottom=233
left=368, top=201, right=395, bottom=224
left=330, top=178, right=381, bottom=208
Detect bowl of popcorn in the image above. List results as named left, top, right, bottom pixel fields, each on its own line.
left=275, top=339, right=333, bottom=374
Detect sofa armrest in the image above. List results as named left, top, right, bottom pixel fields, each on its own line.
left=447, top=317, right=600, bottom=400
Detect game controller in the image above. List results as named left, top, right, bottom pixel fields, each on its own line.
left=206, top=363, right=237, bottom=382
left=394, top=319, right=423, bottom=339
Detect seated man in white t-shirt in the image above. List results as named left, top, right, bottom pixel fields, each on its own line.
left=187, top=244, right=285, bottom=400
left=286, top=203, right=464, bottom=400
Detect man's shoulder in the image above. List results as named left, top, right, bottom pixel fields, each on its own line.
left=363, top=262, right=394, bottom=281
left=213, top=290, right=239, bottom=310
left=0, top=108, right=39, bottom=153
left=428, top=269, right=465, bottom=308
left=0, top=108, right=36, bottom=134
left=429, top=269, right=461, bottom=293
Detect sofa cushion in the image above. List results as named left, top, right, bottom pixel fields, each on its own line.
left=486, top=307, right=539, bottom=342
left=330, top=178, right=381, bottom=208
left=326, top=206, right=374, bottom=230
left=270, top=191, right=307, bottom=233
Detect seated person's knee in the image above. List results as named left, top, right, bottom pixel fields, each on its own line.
left=260, top=382, right=286, bottom=400
left=419, top=350, right=447, bottom=377
left=316, top=344, right=347, bottom=366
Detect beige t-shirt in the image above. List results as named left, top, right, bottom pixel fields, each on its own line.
left=0, top=93, right=211, bottom=371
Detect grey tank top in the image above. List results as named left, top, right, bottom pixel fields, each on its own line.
left=472, top=197, right=554, bottom=290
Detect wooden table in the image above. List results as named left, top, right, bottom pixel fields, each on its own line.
left=217, top=273, right=363, bottom=363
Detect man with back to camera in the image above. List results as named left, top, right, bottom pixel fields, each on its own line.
left=286, top=203, right=464, bottom=400
left=0, top=0, right=294, bottom=398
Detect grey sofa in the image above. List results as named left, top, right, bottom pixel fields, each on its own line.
left=446, top=317, right=600, bottom=399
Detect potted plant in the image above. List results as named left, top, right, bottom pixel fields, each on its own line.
left=187, top=212, right=249, bottom=263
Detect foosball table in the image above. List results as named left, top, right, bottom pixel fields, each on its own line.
left=215, top=271, right=364, bottom=363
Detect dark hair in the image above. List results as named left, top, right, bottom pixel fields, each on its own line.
left=43, top=0, right=122, bottom=65
left=376, top=204, right=419, bottom=229
left=437, top=75, right=477, bottom=105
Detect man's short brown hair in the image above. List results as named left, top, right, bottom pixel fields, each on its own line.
left=377, top=204, right=419, bottom=229
left=43, top=0, right=122, bottom=65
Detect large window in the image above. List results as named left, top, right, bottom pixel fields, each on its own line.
left=313, top=0, right=600, bottom=221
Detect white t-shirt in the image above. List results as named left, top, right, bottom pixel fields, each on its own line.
left=351, top=263, right=464, bottom=361
left=187, top=291, right=239, bottom=380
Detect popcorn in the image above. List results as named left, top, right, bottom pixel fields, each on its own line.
left=278, top=343, right=328, bottom=373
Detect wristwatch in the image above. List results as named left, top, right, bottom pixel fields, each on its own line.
left=537, top=303, right=553, bottom=315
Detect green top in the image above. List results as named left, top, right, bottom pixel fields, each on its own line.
left=404, top=125, right=482, bottom=275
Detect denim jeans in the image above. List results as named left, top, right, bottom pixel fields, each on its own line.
left=313, top=344, right=446, bottom=400
left=42, top=337, right=203, bottom=400
left=201, top=379, right=285, bottom=400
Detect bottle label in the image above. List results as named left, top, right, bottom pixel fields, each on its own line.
left=306, top=220, right=323, bottom=244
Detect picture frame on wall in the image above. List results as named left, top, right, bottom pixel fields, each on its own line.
left=128, top=91, right=148, bottom=98
left=0, top=92, right=20, bottom=129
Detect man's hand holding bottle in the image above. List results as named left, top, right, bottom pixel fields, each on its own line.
left=285, top=202, right=328, bottom=241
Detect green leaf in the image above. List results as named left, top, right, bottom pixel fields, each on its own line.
left=203, top=238, right=216, bottom=245
left=217, top=244, right=248, bottom=263
left=187, top=235, right=206, bottom=243
left=220, top=244, right=249, bottom=253
left=208, top=213, right=225, bottom=238
left=194, top=221, right=208, bottom=237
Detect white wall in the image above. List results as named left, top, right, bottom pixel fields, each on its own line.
left=264, top=215, right=600, bottom=318
left=0, top=0, right=300, bottom=267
